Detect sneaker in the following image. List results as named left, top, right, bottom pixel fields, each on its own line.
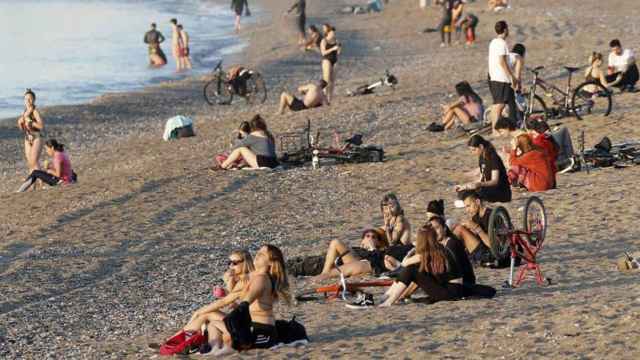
left=345, top=292, right=374, bottom=309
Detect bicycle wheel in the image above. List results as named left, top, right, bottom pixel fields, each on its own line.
left=488, top=206, right=513, bottom=262
left=203, top=74, right=233, bottom=106
left=571, top=81, right=612, bottom=120
left=521, top=93, right=548, bottom=119
left=522, top=196, right=547, bottom=249
left=245, top=73, right=268, bottom=105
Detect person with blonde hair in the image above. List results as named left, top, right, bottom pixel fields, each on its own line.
left=202, top=245, right=291, bottom=354
left=584, top=52, right=621, bottom=91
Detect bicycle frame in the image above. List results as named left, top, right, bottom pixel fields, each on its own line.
left=526, top=67, right=576, bottom=122
left=503, top=229, right=547, bottom=287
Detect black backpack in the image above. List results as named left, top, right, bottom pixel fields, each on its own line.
left=275, top=316, right=309, bottom=345
left=223, top=301, right=254, bottom=351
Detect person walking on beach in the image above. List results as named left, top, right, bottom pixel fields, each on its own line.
left=231, top=0, right=249, bottom=33
left=170, top=18, right=183, bottom=71
left=285, top=0, right=306, bottom=45
left=178, top=24, right=193, bottom=70
left=17, top=89, right=45, bottom=174
left=143, top=23, right=167, bottom=67
left=488, top=20, right=517, bottom=135
left=320, top=24, right=341, bottom=103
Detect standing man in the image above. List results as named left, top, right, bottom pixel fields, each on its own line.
left=286, top=0, right=306, bottom=46
left=178, top=24, right=193, bottom=70
left=144, top=23, right=167, bottom=67
left=231, top=0, right=249, bottom=33
left=607, top=39, right=638, bottom=92
left=488, top=20, right=517, bottom=135
left=436, top=0, right=455, bottom=47
left=170, top=18, right=182, bottom=71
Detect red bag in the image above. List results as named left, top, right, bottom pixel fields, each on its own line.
left=159, top=330, right=206, bottom=356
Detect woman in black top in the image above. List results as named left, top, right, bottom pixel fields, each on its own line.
left=320, top=24, right=341, bottom=103
left=380, top=225, right=466, bottom=306
left=456, top=135, right=511, bottom=203
left=231, top=0, right=249, bottom=33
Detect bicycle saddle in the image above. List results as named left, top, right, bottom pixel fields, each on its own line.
left=530, top=66, right=544, bottom=73
left=564, top=66, right=580, bottom=73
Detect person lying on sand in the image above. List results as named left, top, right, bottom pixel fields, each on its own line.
left=456, top=135, right=512, bottom=203
left=376, top=224, right=474, bottom=307
left=171, top=250, right=254, bottom=338
left=505, top=133, right=555, bottom=192
left=450, top=191, right=496, bottom=266
left=436, top=81, right=484, bottom=131
left=277, top=79, right=329, bottom=115
left=303, top=228, right=414, bottom=281
left=17, top=139, right=76, bottom=192
left=211, top=114, right=279, bottom=170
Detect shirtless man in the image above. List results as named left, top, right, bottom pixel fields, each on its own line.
left=170, top=18, right=182, bottom=71
left=177, top=24, right=192, bottom=70
left=277, top=80, right=329, bottom=115
left=143, top=23, right=166, bottom=67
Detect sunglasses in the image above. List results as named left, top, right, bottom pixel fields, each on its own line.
left=229, top=259, right=244, bottom=266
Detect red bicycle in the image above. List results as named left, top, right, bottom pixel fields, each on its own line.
left=488, top=196, right=550, bottom=288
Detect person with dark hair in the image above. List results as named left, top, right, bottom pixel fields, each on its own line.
left=378, top=225, right=468, bottom=307
left=508, top=43, right=526, bottom=92
left=169, top=18, right=183, bottom=71
left=436, top=0, right=456, bottom=47
left=457, top=12, right=479, bottom=46
left=213, top=121, right=252, bottom=169
left=216, top=115, right=279, bottom=169
left=320, top=24, right=341, bottom=103
left=231, top=0, right=250, bottom=33
left=277, top=79, right=329, bottom=114
left=144, top=23, right=167, bottom=67
left=285, top=0, right=306, bottom=45
left=177, top=24, right=192, bottom=70
left=527, top=119, right=559, bottom=179
left=17, top=89, right=45, bottom=174
left=451, top=191, right=496, bottom=266
left=506, top=133, right=554, bottom=192
left=488, top=20, right=517, bottom=135
left=303, top=25, right=321, bottom=51
left=456, top=135, right=511, bottom=203
left=17, top=139, right=75, bottom=192
left=606, top=39, right=638, bottom=92
left=438, top=81, right=484, bottom=130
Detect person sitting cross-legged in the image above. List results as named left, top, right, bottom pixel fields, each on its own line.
left=451, top=191, right=497, bottom=266
left=277, top=79, right=329, bottom=115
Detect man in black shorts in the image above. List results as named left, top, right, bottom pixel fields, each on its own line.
left=452, top=191, right=496, bottom=266
left=277, top=79, right=329, bottom=115
left=488, top=21, right=518, bottom=135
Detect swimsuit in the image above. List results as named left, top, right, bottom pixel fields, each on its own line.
left=323, top=40, right=339, bottom=65
left=289, top=97, right=308, bottom=112
left=23, top=110, right=41, bottom=145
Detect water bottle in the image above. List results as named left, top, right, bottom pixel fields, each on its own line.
left=312, top=150, right=319, bottom=169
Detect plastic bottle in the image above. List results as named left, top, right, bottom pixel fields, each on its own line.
left=312, top=150, right=320, bottom=169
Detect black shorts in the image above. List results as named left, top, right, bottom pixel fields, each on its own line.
left=297, top=15, right=306, bottom=34
left=351, top=247, right=386, bottom=276
left=469, top=243, right=494, bottom=265
left=256, top=155, right=279, bottom=169
left=289, top=97, right=307, bottom=112
left=251, top=322, right=278, bottom=349
left=489, top=81, right=514, bottom=104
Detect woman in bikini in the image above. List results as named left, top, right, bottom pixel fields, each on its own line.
left=584, top=52, right=622, bottom=92
left=320, top=24, right=341, bottom=103
left=17, top=89, right=45, bottom=174
left=202, top=245, right=291, bottom=355
left=178, top=250, right=254, bottom=333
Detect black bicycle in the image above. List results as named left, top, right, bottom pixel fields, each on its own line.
left=203, top=61, right=267, bottom=106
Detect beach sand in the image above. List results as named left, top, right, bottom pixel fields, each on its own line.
left=1, top=0, right=640, bottom=358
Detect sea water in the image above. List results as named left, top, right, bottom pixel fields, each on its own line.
left=0, top=0, right=247, bottom=120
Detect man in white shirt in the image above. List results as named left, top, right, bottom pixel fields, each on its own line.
left=606, top=39, right=638, bottom=92
left=487, top=20, right=517, bottom=135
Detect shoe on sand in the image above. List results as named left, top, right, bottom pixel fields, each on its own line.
left=346, top=292, right=374, bottom=309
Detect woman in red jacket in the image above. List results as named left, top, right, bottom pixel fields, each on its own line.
left=507, top=134, right=554, bottom=192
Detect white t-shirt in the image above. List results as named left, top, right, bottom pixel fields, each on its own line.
left=608, top=49, right=635, bottom=72
left=488, top=37, right=511, bottom=83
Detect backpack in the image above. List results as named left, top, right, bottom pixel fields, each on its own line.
left=159, top=330, right=206, bottom=356
left=275, top=316, right=309, bottom=345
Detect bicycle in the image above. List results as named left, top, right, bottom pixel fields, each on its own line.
left=487, top=196, right=550, bottom=288
left=295, top=253, right=393, bottom=302
left=346, top=70, right=398, bottom=97
left=203, top=61, right=267, bottom=106
left=522, top=65, right=612, bottom=122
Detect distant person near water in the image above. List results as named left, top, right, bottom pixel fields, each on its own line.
left=607, top=39, right=638, bottom=92
left=143, top=23, right=167, bottom=67
left=285, top=0, right=306, bottom=45
left=320, top=24, right=341, bottom=103
left=17, top=89, right=44, bottom=174
left=231, top=0, right=250, bottom=33
left=170, top=18, right=182, bottom=71
left=178, top=24, right=193, bottom=70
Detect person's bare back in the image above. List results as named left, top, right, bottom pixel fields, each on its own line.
left=301, top=83, right=327, bottom=108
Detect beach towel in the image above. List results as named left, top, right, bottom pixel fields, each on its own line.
left=163, top=115, right=195, bottom=141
